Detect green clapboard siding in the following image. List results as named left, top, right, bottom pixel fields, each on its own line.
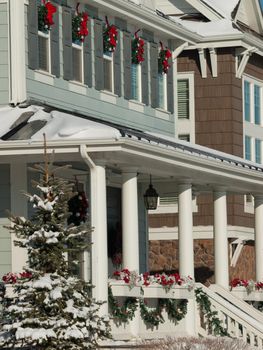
left=0, top=4, right=9, bottom=106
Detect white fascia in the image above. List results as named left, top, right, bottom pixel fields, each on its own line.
left=87, top=0, right=200, bottom=43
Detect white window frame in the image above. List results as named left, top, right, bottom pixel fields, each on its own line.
left=243, top=75, right=263, bottom=127
left=176, top=72, right=195, bottom=143
left=37, top=30, right=51, bottom=74
left=131, top=63, right=142, bottom=102
left=157, top=73, right=167, bottom=110
left=149, top=195, right=198, bottom=214
left=72, top=42, right=84, bottom=84
left=103, top=52, right=114, bottom=93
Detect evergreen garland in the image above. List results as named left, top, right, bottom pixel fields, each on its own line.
left=159, top=298, right=188, bottom=322
left=195, top=288, right=229, bottom=336
left=72, top=3, right=89, bottom=44
left=158, top=41, right=172, bottom=74
left=131, top=30, right=145, bottom=64
left=139, top=299, right=164, bottom=327
left=38, top=0, right=56, bottom=33
left=108, top=286, right=138, bottom=323
left=103, top=16, right=118, bottom=53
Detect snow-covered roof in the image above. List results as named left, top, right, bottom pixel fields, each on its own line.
left=0, top=104, right=263, bottom=175
left=200, top=0, right=240, bottom=19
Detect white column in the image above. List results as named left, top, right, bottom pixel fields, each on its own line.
left=255, top=195, right=263, bottom=281
left=90, top=162, right=108, bottom=314
left=10, top=161, right=28, bottom=272
left=122, top=169, right=139, bottom=272
left=214, top=190, right=229, bottom=288
left=178, top=183, right=194, bottom=278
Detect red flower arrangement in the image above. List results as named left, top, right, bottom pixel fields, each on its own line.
left=230, top=278, right=263, bottom=292
left=72, top=3, right=89, bottom=43
left=158, top=41, right=172, bottom=74
left=2, top=271, right=32, bottom=284
left=38, top=0, right=57, bottom=32
left=103, top=16, right=118, bottom=53
left=131, top=30, right=145, bottom=64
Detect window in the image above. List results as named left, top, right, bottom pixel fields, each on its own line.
left=72, top=43, right=83, bottom=83
left=103, top=52, right=114, bottom=92
left=245, top=135, right=251, bottom=160
left=177, top=79, right=189, bottom=119
left=244, top=81, right=251, bottom=122
left=179, top=134, right=190, bottom=142
left=38, top=31, right=50, bottom=72
left=158, top=74, right=167, bottom=110
left=255, top=139, right=261, bottom=163
left=131, top=64, right=141, bottom=101
left=254, top=85, right=261, bottom=125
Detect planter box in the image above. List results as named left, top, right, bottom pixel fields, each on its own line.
left=231, top=287, right=263, bottom=301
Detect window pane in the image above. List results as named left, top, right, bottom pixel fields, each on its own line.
left=254, top=85, right=261, bottom=125
left=131, top=64, right=139, bottom=100
left=177, top=79, right=189, bottom=118
left=104, top=58, right=112, bottom=92
left=244, top=81, right=250, bottom=122
left=179, top=134, right=190, bottom=142
left=245, top=135, right=251, bottom=160
left=38, top=35, right=49, bottom=71
left=158, top=74, right=165, bottom=109
left=72, top=47, right=82, bottom=82
left=255, top=139, right=261, bottom=163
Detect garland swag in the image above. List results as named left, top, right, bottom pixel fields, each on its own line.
left=103, top=16, right=118, bottom=53
left=72, top=3, right=89, bottom=43
left=131, top=30, right=145, bottom=64
left=108, top=286, right=188, bottom=327
left=158, top=41, right=172, bottom=74
left=38, top=0, right=57, bottom=32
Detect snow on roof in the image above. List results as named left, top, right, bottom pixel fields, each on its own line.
left=175, top=18, right=240, bottom=36
left=200, top=0, right=240, bottom=19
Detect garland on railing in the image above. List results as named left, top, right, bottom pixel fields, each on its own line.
left=195, top=288, right=229, bottom=336
left=131, top=30, right=145, bottom=64
left=38, top=0, right=57, bottom=32
left=158, top=41, right=172, bottom=74
left=159, top=298, right=188, bottom=322
left=108, top=286, right=138, bottom=323
left=103, top=16, right=118, bottom=53
left=230, top=278, right=263, bottom=293
left=139, top=299, right=164, bottom=326
left=72, top=3, right=89, bottom=44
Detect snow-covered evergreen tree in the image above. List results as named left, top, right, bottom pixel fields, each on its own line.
left=0, top=163, right=111, bottom=349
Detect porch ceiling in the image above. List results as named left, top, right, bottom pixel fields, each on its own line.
left=0, top=104, right=263, bottom=195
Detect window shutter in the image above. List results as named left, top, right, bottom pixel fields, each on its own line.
left=83, top=20, right=92, bottom=87
left=28, top=0, right=39, bottom=70
left=84, top=4, right=98, bottom=19
left=115, top=17, right=127, bottom=31
left=167, top=62, right=174, bottom=113
left=114, top=36, right=121, bottom=96
left=141, top=43, right=149, bottom=105
left=150, top=42, right=158, bottom=108
left=94, top=19, right=104, bottom=91
left=177, top=79, right=189, bottom=118
left=62, top=7, right=73, bottom=81
left=50, top=5, right=60, bottom=77
left=123, top=31, right=132, bottom=100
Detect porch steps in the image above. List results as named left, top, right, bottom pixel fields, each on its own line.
left=196, top=283, right=263, bottom=348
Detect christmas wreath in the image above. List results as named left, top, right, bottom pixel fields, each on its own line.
left=72, top=3, right=89, bottom=44
left=38, top=0, right=57, bottom=32
left=103, top=16, right=118, bottom=53
left=67, top=190, right=89, bottom=226
left=158, top=41, right=172, bottom=74
left=132, top=30, right=145, bottom=64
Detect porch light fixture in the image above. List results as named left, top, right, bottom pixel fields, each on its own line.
left=144, top=175, right=159, bottom=210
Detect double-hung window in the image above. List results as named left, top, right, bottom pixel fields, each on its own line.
left=244, top=80, right=251, bottom=122
left=38, top=30, right=51, bottom=73
left=72, top=42, right=84, bottom=83
left=131, top=64, right=142, bottom=101
left=245, top=135, right=252, bottom=161
left=158, top=74, right=167, bottom=110
left=177, top=79, right=190, bottom=119
left=103, top=51, right=114, bottom=92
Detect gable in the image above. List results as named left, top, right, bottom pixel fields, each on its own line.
left=235, top=0, right=263, bottom=34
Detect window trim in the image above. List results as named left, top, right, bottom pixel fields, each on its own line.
left=37, top=30, right=51, bottom=74
left=157, top=73, right=167, bottom=111
left=71, top=42, right=84, bottom=84
left=243, top=75, right=263, bottom=126
left=131, top=63, right=142, bottom=102
left=103, top=52, right=114, bottom=93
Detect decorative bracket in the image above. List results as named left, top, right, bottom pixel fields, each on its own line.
left=198, top=48, right=207, bottom=78
left=209, top=48, right=217, bottom=78
left=236, top=47, right=257, bottom=78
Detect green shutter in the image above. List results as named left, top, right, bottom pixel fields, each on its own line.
left=141, top=42, right=149, bottom=105
left=177, top=79, right=189, bottom=118
left=150, top=42, right=158, bottom=108
left=123, top=31, right=132, bottom=100
left=114, top=31, right=121, bottom=96
left=83, top=20, right=92, bottom=87
left=50, top=4, right=60, bottom=77
left=62, top=7, right=73, bottom=81
left=167, top=63, right=174, bottom=113
left=28, top=0, right=39, bottom=70
left=84, top=4, right=98, bottom=19
left=94, top=19, right=104, bottom=91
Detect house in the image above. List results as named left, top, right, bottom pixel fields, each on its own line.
left=1, top=0, right=263, bottom=345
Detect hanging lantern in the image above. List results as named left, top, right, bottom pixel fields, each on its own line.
left=144, top=175, right=159, bottom=210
